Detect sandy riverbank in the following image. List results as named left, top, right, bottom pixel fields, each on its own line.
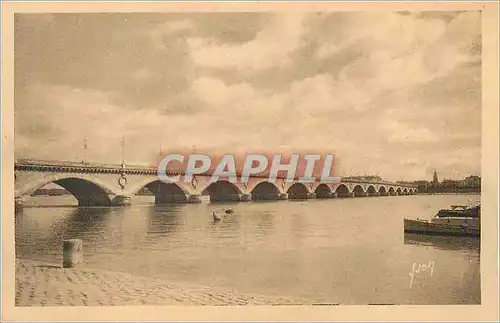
left=16, top=259, right=314, bottom=306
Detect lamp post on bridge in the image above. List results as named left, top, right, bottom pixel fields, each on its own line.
left=121, top=136, right=126, bottom=169
left=83, top=136, right=88, bottom=164
left=113, top=135, right=131, bottom=206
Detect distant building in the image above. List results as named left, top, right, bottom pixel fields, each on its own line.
left=417, top=172, right=480, bottom=194
left=432, top=170, right=439, bottom=184
left=441, top=179, right=460, bottom=192
left=463, top=175, right=481, bottom=187
left=413, top=180, right=430, bottom=193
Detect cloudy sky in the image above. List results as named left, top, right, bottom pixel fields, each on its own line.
left=14, top=11, right=481, bottom=181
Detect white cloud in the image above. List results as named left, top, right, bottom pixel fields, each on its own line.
left=15, top=84, right=169, bottom=164
left=131, top=67, right=155, bottom=81
left=190, top=77, right=255, bottom=110
left=383, top=120, right=438, bottom=144
left=312, top=11, right=481, bottom=118
left=316, top=12, right=447, bottom=60
left=187, top=13, right=305, bottom=72
left=148, top=18, right=195, bottom=49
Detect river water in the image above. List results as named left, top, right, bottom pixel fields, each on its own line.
left=15, top=194, right=481, bottom=305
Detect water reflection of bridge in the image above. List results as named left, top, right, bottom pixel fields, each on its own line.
left=15, top=160, right=418, bottom=208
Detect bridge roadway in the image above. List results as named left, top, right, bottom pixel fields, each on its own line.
left=14, top=160, right=418, bottom=207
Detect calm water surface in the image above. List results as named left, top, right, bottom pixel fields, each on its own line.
left=16, top=194, right=481, bottom=304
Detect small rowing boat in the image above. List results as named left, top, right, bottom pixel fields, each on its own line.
left=213, top=211, right=222, bottom=221
left=404, top=204, right=480, bottom=237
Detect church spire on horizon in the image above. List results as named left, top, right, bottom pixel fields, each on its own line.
left=433, top=169, right=439, bottom=184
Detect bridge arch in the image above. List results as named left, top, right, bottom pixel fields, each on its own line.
left=378, top=186, right=387, bottom=194
left=335, top=184, right=351, bottom=197
left=16, top=173, right=118, bottom=207
left=352, top=185, right=365, bottom=197
left=366, top=185, right=377, bottom=196
left=201, top=180, right=243, bottom=202
left=250, top=181, right=282, bottom=200
left=133, top=180, right=191, bottom=204
left=287, top=182, right=310, bottom=200
left=124, top=177, right=195, bottom=197
left=315, top=184, right=332, bottom=198
left=403, top=188, right=409, bottom=195
left=396, top=187, right=402, bottom=195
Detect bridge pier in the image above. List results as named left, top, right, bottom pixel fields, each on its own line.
left=369, top=192, right=380, bottom=197
left=239, top=193, right=252, bottom=202
left=278, top=193, right=288, bottom=200
left=379, top=192, right=389, bottom=196
left=112, top=195, right=132, bottom=206
left=354, top=192, right=368, bottom=197
left=185, top=194, right=210, bottom=203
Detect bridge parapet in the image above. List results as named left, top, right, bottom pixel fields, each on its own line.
left=340, top=178, right=417, bottom=188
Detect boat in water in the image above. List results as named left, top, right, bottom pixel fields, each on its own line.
left=404, top=204, right=480, bottom=237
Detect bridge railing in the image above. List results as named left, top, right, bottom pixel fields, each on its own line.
left=14, top=159, right=418, bottom=187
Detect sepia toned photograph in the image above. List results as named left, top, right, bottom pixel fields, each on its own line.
left=2, top=1, right=499, bottom=321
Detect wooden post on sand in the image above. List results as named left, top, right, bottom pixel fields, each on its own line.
left=63, top=239, right=83, bottom=268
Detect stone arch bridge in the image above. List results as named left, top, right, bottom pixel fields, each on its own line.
left=15, top=160, right=418, bottom=207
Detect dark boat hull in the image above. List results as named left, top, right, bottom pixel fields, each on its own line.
left=404, top=218, right=480, bottom=237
